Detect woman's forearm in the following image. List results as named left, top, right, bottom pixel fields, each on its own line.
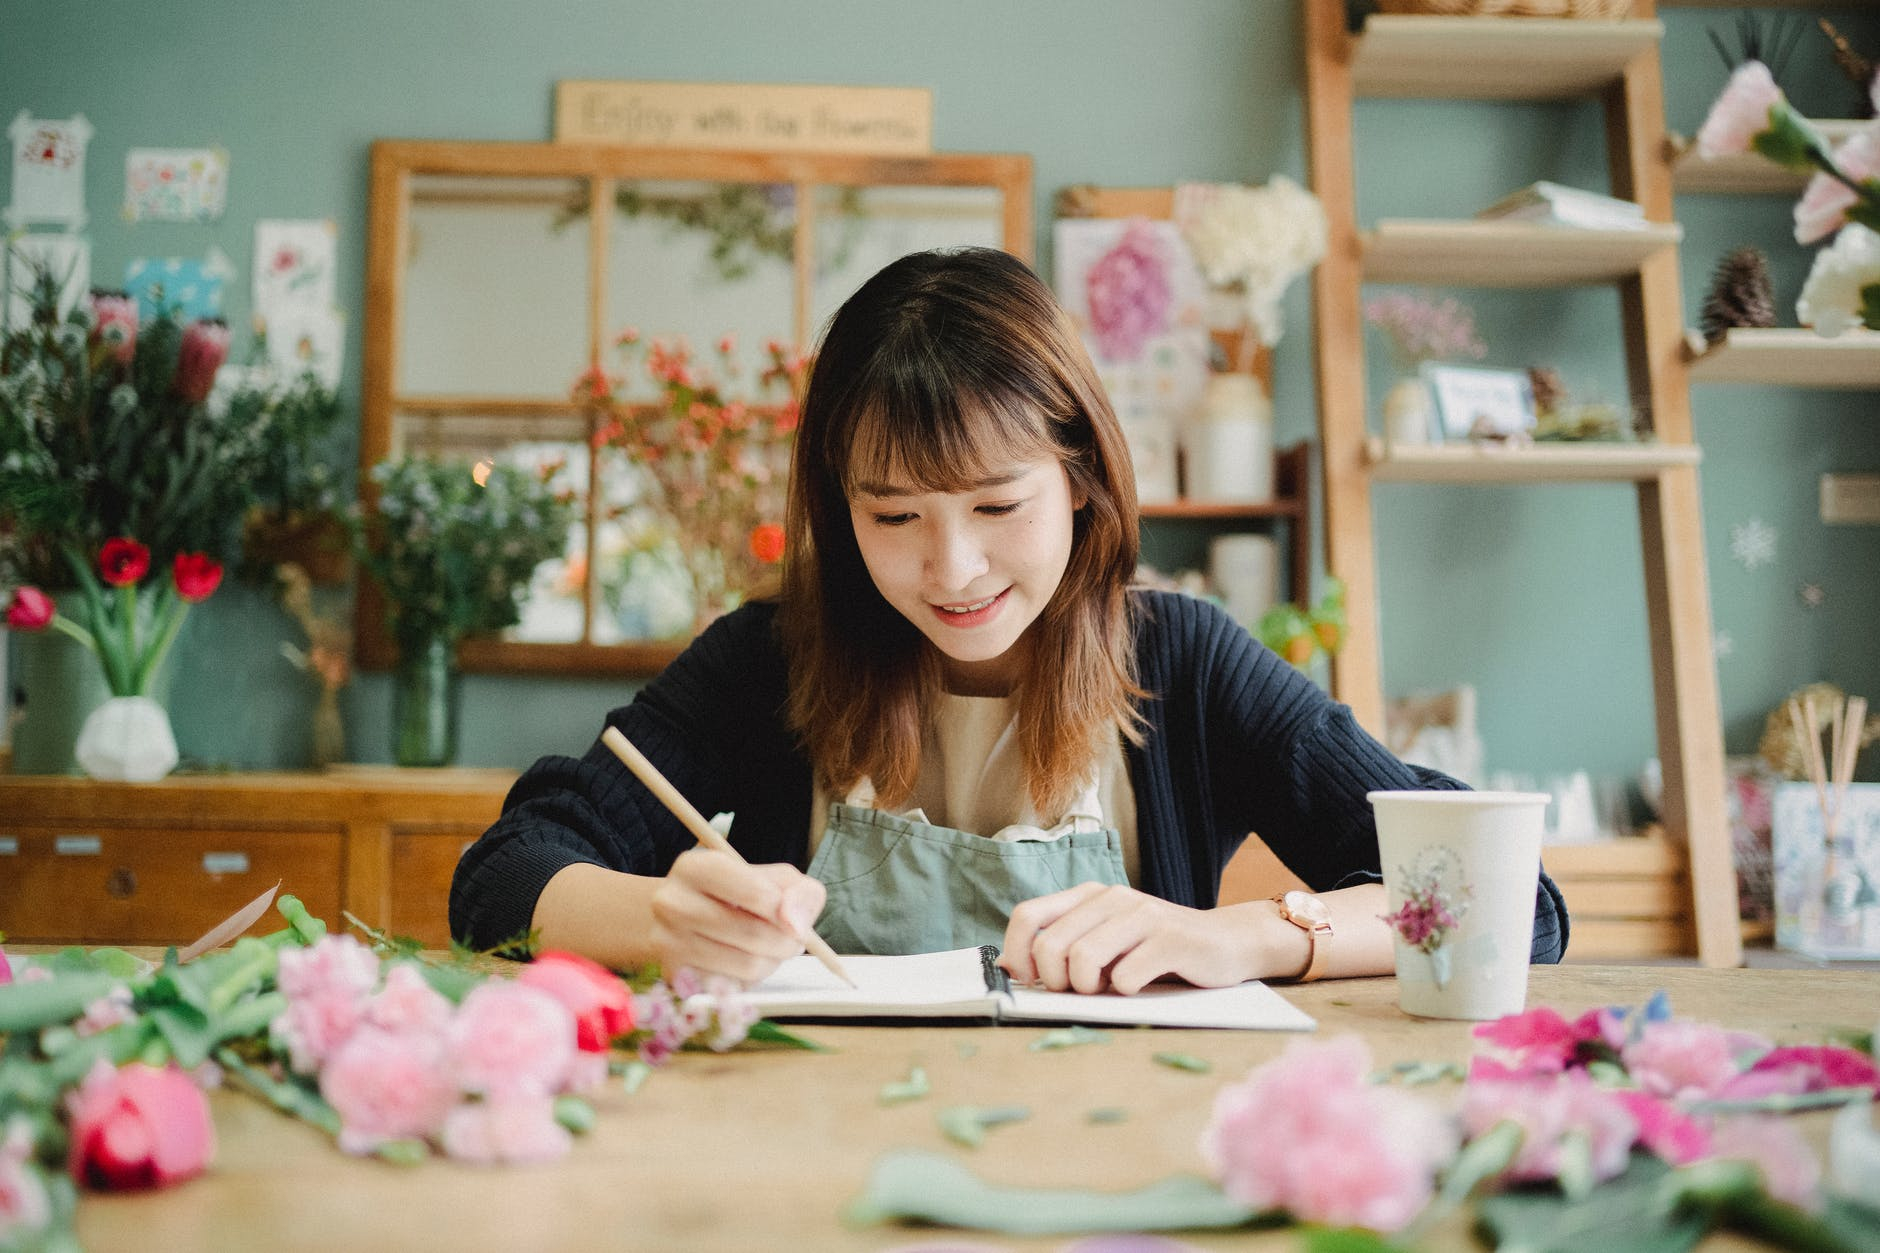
left=531, top=862, right=664, bottom=970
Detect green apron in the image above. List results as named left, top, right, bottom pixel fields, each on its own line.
left=806, top=776, right=1129, bottom=955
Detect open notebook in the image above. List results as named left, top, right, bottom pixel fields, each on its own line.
left=713, top=945, right=1315, bottom=1031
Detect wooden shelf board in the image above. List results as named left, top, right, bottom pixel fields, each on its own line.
left=1140, top=499, right=1302, bottom=520
left=1672, top=120, right=1864, bottom=195
left=1351, top=16, right=1662, bottom=100
left=1362, top=219, right=1682, bottom=286
left=1686, top=327, right=1880, bottom=389
left=1365, top=437, right=1701, bottom=482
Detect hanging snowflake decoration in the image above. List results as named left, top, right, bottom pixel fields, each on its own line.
left=1714, top=630, right=1734, bottom=660
left=1729, top=517, right=1777, bottom=571
left=1799, top=582, right=1826, bottom=609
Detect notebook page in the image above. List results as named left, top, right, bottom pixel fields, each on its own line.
left=733, top=946, right=999, bottom=1018
left=1003, top=980, right=1315, bottom=1032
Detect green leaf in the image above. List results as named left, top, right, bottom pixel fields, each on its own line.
left=1029, top=1025, right=1111, bottom=1051
left=215, top=1046, right=341, bottom=1135
left=936, top=1104, right=1030, bottom=1148
left=0, top=972, right=120, bottom=1033
left=374, top=1138, right=429, bottom=1166
left=1858, top=282, right=1880, bottom=335
left=1152, top=1051, right=1212, bottom=1074
left=553, top=1095, right=596, bottom=1135
left=1400, top=1119, right=1523, bottom=1246
left=1752, top=103, right=1830, bottom=171
left=276, top=894, right=328, bottom=946
left=1301, top=1227, right=1401, bottom=1253
left=620, top=1059, right=653, bottom=1095
left=1086, top=1107, right=1128, bottom=1124
left=745, top=1019, right=831, bottom=1052
left=878, top=1065, right=930, bottom=1106
left=1475, top=1153, right=1706, bottom=1253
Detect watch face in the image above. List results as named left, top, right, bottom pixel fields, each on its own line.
left=1282, top=890, right=1332, bottom=927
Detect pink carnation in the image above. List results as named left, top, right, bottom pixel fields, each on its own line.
left=276, top=934, right=380, bottom=1002
left=1622, top=1019, right=1767, bottom=1102
left=319, top=1026, right=457, bottom=1155
left=1472, top=1006, right=1588, bottom=1076
left=1696, top=60, right=1786, bottom=160
left=1085, top=221, right=1173, bottom=363
left=74, top=986, right=136, bottom=1037
left=1703, top=1117, right=1822, bottom=1212
left=1201, top=1036, right=1457, bottom=1233
left=1613, top=1090, right=1711, bottom=1166
left=440, top=1095, right=572, bottom=1166
left=446, top=981, right=577, bottom=1098
left=271, top=987, right=368, bottom=1075
left=1717, top=1044, right=1880, bottom=1102
left=0, top=1117, right=50, bottom=1241
left=364, top=963, right=453, bottom=1036
left=1796, top=125, right=1880, bottom=245
left=1462, top=1071, right=1637, bottom=1186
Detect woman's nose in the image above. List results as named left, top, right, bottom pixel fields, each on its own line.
left=925, top=521, right=988, bottom=589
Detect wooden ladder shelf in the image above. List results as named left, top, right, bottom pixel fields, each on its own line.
left=1302, top=1, right=1739, bottom=966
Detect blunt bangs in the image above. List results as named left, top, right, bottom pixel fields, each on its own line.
left=837, top=380, right=1074, bottom=501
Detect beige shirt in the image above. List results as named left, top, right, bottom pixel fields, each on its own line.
left=809, top=692, right=1140, bottom=885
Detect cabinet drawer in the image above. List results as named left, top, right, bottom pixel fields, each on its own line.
left=0, top=827, right=343, bottom=945
left=388, top=830, right=480, bottom=949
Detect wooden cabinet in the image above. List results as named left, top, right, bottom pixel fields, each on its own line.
left=0, top=769, right=515, bottom=949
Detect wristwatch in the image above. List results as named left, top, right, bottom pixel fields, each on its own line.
left=1272, top=890, right=1334, bottom=982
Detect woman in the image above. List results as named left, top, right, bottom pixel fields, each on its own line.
left=450, top=247, right=1567, bottom=990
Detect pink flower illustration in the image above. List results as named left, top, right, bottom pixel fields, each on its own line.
left=1085, top=221, right=1173, bottom=363
left=1696, top=60, right=1786, bottom=160
left=1201, top=1035, right=1457, bottom=1233
left=440, top=1095, right=573, bottom=1166
left=319, top=1027, right=458, bottom=1156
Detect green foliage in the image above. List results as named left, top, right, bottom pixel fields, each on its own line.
left=352, top=455, right=577, bottom=648
left=1257, top=576, right=1348, bottom=670
left=243, top=363, right=348, bottom=520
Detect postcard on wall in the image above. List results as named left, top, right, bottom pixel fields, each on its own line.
left=4, top=233, right=90, bottom=330
left=1052, top=218, right=1209, bottom=504
left=262, top=304, right=346, bottom=388
left=253, top=219, right=337, bottom=322
left=6, top=112, right=93, bottom=229
left=123, top=147, right=229, bottom=223
left=124, top=248, right=235, bottom=322
left=555, top=81, right=931, bottom=156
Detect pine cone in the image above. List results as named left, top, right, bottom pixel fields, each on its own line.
left=1527, top=366, right=1566, bottom=417
left=1701, top=247, right=1776, bottom=344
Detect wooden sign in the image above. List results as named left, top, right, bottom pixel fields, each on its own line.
left=554, top=81, right=932, bottom=156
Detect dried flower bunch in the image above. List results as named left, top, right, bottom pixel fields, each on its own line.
left=1177, top=176, right=1328, bottom=350
left=352, top=456, right=577, bottom=649
left=1363, top=292, right=1489, bottom=371
left=1697, top=61, right=1880, bottom=336
left=581, top=332, right=804, bottom=629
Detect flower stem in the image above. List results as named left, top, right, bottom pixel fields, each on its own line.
left=134, top=583, right=185, bottom=695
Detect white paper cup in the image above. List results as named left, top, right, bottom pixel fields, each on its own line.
left=1368, top=790, right=1549, bottom=1021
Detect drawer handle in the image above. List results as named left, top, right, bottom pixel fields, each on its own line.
left=202, top=852, right=250, bottom=875
left=0, top=837, right=16, bottom=855
left=106, top=867, right=136, bottom=899
left=56, top=835, right=102, bottom=856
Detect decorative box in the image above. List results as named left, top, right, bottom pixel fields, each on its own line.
left=1771, top=782, right=1880, bottom=959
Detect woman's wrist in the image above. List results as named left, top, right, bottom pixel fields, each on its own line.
left=532, top=863, right=661, bottom=970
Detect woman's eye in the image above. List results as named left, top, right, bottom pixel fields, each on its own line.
left=872, top=512, right=915, bottom=527
left=977, top=502, right=1022, bottom=517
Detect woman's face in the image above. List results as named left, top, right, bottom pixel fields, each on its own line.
left=847, top=457, right=1079, bottom=696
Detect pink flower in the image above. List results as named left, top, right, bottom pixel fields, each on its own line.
left=1085, top=221, right=1173, bottom=363
left=64, top=1061, right=215, bottom=1191
left=276, top=934, right=380, bottom=1001
left=1696, top=60, right=1787, bottom=160
left=516, top=950, right=636, bottom=1053
left=364, top=963, right=453, bottom=1036
left=1201, top=1036, right=1457, bottom=1233
left=1795, top=125, right=1880, bottom=244
left=1613, top=1091, right=1712, bottom=1166
left=1462, top=1072, right=1637, bottom=1186
left=74, top=985, right=136, bottom=1037
left=87, top=291, right=139, bottom=366
left=1472, top=1006, right=1587, bottom=1076
left=319, top=1026, right=457, bottom=1156
left=1622, top=1019, right=1767, bottom=1102
left=1716, top=1045, right=1880, bottom=1102
left=170, top=318, right=230, bottom=404
left=446, top=981, right=577, bottom=1098
left=440, top=1095, right=573, bottom=1165
left=0, top=1117, right=51, bottom=1241
left=0, top=946, right=11, bottom=985
left=2, top=586, right=51, bottom=632
left=1703, top=1117, right=1822, bottom=1212
left=703, top=975, right=758, bottom=1052
left=272, top=987, right=368, bottom=1074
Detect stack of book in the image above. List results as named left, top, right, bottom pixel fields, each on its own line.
left=1475, top=181, right=1648, bottom=231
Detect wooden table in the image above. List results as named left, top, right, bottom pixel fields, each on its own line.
left=63, top=965, right=1877, bottom=1252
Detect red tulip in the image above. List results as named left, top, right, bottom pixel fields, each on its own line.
left=171, top=552, right=224, bottom=603
left=748, top=522, right=786, bottom=564
left=171, top=319, right=230, bottom=405
left=4, top=586, right=54, bottom=631
left=98, top=538, right=151, bottom=587
left=515, top=950, right=637, bottom=1053
left=87, top=290, right=140, bottom=367
left=65, top=1062, right=215, bottom=1191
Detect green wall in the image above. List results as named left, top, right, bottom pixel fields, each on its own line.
left=4, top=1, right=1876, bottom=785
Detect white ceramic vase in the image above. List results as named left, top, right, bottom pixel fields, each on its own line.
left=1184, top=374, right=1274, bottom=503
left=1382, top=376, right=1434, bottom=447
left=74, top=696, right=180, bottom=782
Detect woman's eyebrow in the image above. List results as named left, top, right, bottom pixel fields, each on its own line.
left=852, top=469, right=1027, bottom=498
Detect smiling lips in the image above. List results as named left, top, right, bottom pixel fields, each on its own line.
left=931, top=587, right=1008, bottom=628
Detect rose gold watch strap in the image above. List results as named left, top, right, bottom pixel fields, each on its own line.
left=1299, top=918, right=1331, bottom=983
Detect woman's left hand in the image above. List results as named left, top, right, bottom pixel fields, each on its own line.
left=999, top=882, right=1267, bottom=995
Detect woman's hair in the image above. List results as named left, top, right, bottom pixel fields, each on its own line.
left=779, top=247, right=1144, bottom=817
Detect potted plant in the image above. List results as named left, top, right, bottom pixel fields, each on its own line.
left=240, top=362, right=350, bottom=584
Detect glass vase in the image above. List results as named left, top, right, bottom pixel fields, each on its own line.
left=392, top=633, right=461, bottom=768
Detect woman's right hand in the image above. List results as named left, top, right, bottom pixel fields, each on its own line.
left=647, top=848, right=828, bottom=984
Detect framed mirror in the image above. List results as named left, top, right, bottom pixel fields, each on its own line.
left=361, top=141, right=1032, bottom=675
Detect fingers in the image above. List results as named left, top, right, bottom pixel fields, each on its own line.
left=999, top=882, right=1108, bottom=986
left=652, top=850, right=824, bottom=983
left=1004, top=883, right=1175, bottom=995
